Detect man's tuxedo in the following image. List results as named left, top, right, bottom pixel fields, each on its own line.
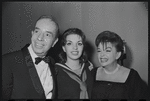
left=2, top=44, right=57, bottom=99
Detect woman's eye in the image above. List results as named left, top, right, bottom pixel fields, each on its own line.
left=97, top=50, right=101, bottom=52
left=66, top=43, right=71, bottom=45
left=106, top=50, right=111, bottom=52
left=78, top=43, right=83, bottom=46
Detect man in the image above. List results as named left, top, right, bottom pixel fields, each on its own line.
left=2, top=15, right=59, bottom=99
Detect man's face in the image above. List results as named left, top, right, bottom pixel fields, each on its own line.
left=31, top=18, right=58, bottom=57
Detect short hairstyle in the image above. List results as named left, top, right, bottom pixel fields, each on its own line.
left=59, top=28, right=88, bottom=64
left=35, top=15, right=59, bottom=38
left=95, top=30, right=124, bottom=60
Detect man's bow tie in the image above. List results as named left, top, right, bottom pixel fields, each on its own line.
left=35, top=56, right=50, bottom=65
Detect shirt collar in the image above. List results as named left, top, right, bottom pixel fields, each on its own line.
left=28, top=44, right=39, bottom=63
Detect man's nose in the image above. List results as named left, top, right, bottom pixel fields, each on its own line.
left=38, top=33, right=44, bottom=41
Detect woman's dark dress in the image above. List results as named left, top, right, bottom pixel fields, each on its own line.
left=55, top=61, right=93, bottom=99
left=91, top=68, right=149, bottom=99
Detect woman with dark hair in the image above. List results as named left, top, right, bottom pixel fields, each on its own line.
left=55, top=28, right=93, bottom=99
left=91, top=31, right=149, bottom=99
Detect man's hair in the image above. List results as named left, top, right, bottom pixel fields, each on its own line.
left=35, top=15, right=59, bottom=38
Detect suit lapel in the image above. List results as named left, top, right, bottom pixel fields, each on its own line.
left=47, top=57, right=57, bottom=99
left=21, top=44, right=45, bottom=98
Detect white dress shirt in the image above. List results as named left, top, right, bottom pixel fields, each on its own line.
left=28, top=45, right=53, bottom=99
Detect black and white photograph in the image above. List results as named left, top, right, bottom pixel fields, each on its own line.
left=2, top=1, right=149, bottom=100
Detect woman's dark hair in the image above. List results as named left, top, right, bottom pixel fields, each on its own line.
left=59, top=28, right=88, bottom=64
left=95, top=30, right=124, bottom=60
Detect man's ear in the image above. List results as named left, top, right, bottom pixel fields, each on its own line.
left=116, top=52, right=121, bottom=60
left=52, top=38, right=58, bottom=47
left=31, top=31, right=34, bottom=36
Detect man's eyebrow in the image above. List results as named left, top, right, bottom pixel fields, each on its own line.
left=35, top=27, right=53, bottom=35
left=35, top=27, right=39, bottom=30
left=46, top=31, right=53, bottom=35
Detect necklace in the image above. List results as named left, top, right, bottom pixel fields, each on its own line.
left=103, top=64, right=120, bottom=74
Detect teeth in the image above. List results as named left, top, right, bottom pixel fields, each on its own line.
left=36, top=43, right=43, bottom=48
left=37, top=44, right=43, bottom=46
left=100, top=58, right=108, bottom=62
left=71, top=51, right=78, bottom=55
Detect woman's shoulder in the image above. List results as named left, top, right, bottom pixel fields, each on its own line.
left=129, top=68, right=141, bottom=79
left=55, top=63, right=62, bottom=67
left=91, top=67, right=100, bottom=75
left=120, top=66, right=138, bottom=74
left=122, top=67, right=142, bottom=83
left=55, top=63, right=71, bottom=76
left=54, top=63, right=66, bottom=71
left=122, top=67, right=140, bottom=77
left=119, top=66, right=130, bottom=75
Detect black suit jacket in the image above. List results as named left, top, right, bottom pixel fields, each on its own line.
left=2, top=44, right=57, bottom=99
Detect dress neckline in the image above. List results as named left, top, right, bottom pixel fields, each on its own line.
left=95, top=67, right=132, bottom=84
left=56, top=63, right=85, bottom=77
